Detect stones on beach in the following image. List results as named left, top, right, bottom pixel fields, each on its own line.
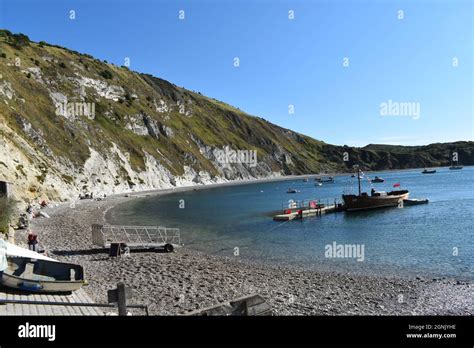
left=27, top=197, right=474, bottom=316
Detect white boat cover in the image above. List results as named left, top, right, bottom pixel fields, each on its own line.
left=0, top=239, right=57, bottom=263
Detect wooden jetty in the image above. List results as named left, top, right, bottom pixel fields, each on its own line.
left=272, top=196, right=431, bottom=220
left=273, top=198, right=345, bottom=221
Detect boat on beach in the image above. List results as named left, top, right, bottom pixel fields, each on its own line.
left=422, top=169, right=436, bottom=174
left=0, top=241, right=86, bottom=293
left=342, top=167, right=409, bottom=211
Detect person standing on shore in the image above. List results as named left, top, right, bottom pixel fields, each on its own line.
left=27, top=230, right=38, bottom=252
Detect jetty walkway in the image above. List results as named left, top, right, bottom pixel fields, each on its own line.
left=0, top=287, right=104, bottom=315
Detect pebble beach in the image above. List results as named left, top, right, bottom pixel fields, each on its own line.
left=27, top=186, right=473, bottom=316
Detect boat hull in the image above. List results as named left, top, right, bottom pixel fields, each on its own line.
left=0, top=272, right=84, bottom=293
left=403, top=198, right=429, bottom=206
left=0, top=257, right=85, bottom=293
left=343, top=191, right=409, bottom=211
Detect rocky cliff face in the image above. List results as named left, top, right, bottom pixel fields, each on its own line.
left=0, top=30, right=472, bottom=203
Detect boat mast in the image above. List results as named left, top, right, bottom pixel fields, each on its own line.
left=357, top=166, right=361, bottom=196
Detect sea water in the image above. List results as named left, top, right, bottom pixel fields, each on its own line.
left=107, top=167, right=474, bottom=280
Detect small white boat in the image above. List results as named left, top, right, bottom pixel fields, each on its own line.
left=0, top=241, right=86, bottom=293
left=403, top=198, right=429, bottom=206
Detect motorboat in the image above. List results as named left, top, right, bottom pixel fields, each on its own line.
left=315, top=176, right=334, bottom=183
left=343, top=167, right=409, bottom=211
left=343, top=190, right=409, bottom=211
left=403, top=198, right=429, bottom=206
left=370, top=176, right=384, bottom=183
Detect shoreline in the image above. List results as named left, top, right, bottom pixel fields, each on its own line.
left=73, top=164, right=474, bottom=198
left=26, top=181, right=473, bottom=316
left=93, top=164, right=473, bottom=206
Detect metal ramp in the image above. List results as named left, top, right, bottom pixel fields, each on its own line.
left=91, top=224, right=181, bottom=251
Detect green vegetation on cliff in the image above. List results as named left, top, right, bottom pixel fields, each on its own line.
left=0, top=29, right=472, bottom=200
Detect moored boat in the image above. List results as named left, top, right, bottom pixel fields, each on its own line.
left=422, top=169, right=436, bottom=174
left=343, top=167, right=409, bottom=211
left=403, top=198, right=429, bottom=206
left=370, top=176, right=384, bottom=183
left=343, top=190, right=409, bottom=211
left=449, top=157, right=463, bottom=170
left=315, top=176, right=334, bottom=183
left=287, top=188, right=299, bottom=193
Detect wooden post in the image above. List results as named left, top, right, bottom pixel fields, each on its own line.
left=117, top=282, right=127, bottom=316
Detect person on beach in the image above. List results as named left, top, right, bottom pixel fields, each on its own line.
left=27, top=230, right=38, bottom=251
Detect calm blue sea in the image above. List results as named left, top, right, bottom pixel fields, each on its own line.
left=107, top=167, right=474, bottom=280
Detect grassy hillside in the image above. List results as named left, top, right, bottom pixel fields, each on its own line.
left=0, top=29, right=472, bottom=201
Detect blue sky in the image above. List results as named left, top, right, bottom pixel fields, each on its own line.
left=1, top=0, right=472, bottom=146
